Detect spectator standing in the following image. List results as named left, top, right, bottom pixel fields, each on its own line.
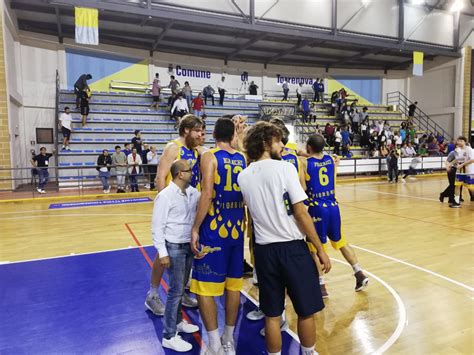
left=74, top=73, right=92, bottom=109
left=203, top=85, right=215, bottom=105
left=350, top=109, right=360, bottom=134
left=147, top=146, right=159, bottom=191
left=182, top=81, right=193, bottom=109
left=408, top=101, right=418, bottom=118
left=80, top=89, right=90, bottom=127
left=152, top=160, right=200, bottom=352
left=248, top=81, right=258, bottom=95
left=132, top=130, right=143, bottom=155
left=324, top=123, right=335, bottom=146
left=237, top=122, right=330, bottom=355
left=312, top=79, right=319, bottom=102
left=150, top=73, right=161, bottom=110
left=334, top=127, right=342, bottom=155
left=111, top=145, right=127, bottom=193
left=128, top=148, right=142, bottom=192
left=30, top=147, right=54, bottom=194
left=387, top=150, right=399, bottom=183
left=282, top=80, right=289, bottom=101
left=97, top=149, right=112, bottom=193
left=341, top=126, right=351, bottom=148
left=302, top=96, right=310, bottom=123
left=123, top=143, right=132, bottom=157
left=296, top=83, right=303, bottom=106
left=399, top=125, right=407, bottom=143
left=317, top=78, right=325, bottom=103
left=191, top=92, right=205, bottom=118
left=217, top=76, right=226, bottom=106
left=59, top=106, right=72, bottom=151
left=141, top=143, right=150, bottom=189
left=168, top=75, right=180, bottom=95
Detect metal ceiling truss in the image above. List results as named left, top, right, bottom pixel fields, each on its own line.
left=9, top=0, right=462, bottom=71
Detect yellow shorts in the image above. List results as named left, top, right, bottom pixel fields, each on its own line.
left=190, top=277, right=243, bottom=297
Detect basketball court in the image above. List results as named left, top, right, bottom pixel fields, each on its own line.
left=1, top=176, right=472, bottom=354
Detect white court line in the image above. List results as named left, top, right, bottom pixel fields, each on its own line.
left=242, top=259, right=407, bottom=355
left=331, top=258, right=407, bottom=355
left=352, top=245, right=474, bottom=293
left=338, top=186, right=439, bottom=202
left=0, top=244, right=154, bottom=265
left=240, top=289, right=301, bottom=342
left=0, top=213, right=152, bottom=220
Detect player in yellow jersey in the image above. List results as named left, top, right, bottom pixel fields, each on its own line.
left=144, top=114, right=204, bottom=316
left=305, top=134, right=369, bottom=297
left=191, top=118, right=247, bottom=354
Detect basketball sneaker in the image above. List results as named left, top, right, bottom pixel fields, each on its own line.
left=260, top=319, right=288, bottom=336
left=320, top=284, right=329, bottom=298
left=162, top=334, right=192, bottom=352
left=221, top=339, right=236, bottom=355
left=247, top=307, right=265, bottom=321
left=355, top=271, right=369, bottom=292
left=182, top=293, right=198, bottom=308
left=144, top=292, right=165, bottom=316
left=177, top=320, right=199, bottom=333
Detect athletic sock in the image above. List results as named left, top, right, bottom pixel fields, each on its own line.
left=268, top=352, right=281, bottom=355
left=454, top=196, right=460, bottom=204
left=301, top=344, right=315, bottom=355
left=281, top=311, right=287, bottom=324
left=319, top=276, right=325, bottom=285
left=149, top=285, right=158, bottom=296
left=352, top=263, right=362, bottom=274
left=208, top=329, right=221, bottom=351
left=222, top=325, right=235, bottom=344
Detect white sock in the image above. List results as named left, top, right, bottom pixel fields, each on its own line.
left=455, top=195, right=460, bottom=203
left=208, top=329, right=221, bottom=351
left=319, top=276, right=325, bottom=285
left=352, top=263, right=362, bottom=273
left=222, top=325, right=235, bottom=343
left=149, top=285, right=158, bottom=296
left=268, top=352, right=281, bottom=355
left=301, top=344, right=315, bottom=355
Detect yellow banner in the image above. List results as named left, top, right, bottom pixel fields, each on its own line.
left=413, top=51, right=424, bottom=65
left=75, top=7, right=98, bottom=28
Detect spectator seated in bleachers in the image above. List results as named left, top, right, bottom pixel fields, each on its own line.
left=427, top=137, right=441, bottom=156
left=202, top=85, right=215, bottom=105
left=379, top=142, right=389, bottom=158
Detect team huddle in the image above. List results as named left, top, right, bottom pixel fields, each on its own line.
left=148, top=114, right=369, bottom=355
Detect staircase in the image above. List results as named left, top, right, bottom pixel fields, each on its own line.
left=56, top=90, right=260, bottom=186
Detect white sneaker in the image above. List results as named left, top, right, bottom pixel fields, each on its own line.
left=66, top=146, right=71, bottom=151
left=144, top=184, right=150, bottom=189
left=36, top=188, right=42, bottom=193
left=176, top=320, right=199, bottom=333
left=40, top=189, right=46, bottom=194
left=162, top=334, right=192, bottom=352
left=247, top=307, right=265, bottom=321
left=260, top=319, right=289, bottom=336
left=104, top=189, right=110, bottom=193
left=221, top=339, right=236, bottom=355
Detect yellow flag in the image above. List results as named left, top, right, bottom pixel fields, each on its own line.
left=75, top=7, right=98, bottom=45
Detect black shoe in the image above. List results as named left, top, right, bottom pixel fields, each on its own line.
left=136, top=189, right=140, bottom=192
left=243, top=260, right=253, bottom=276
left=460, top=197, right=465, bottom=203
left=439, top=194, right=445, bottom=203
left=449, top=202, right=461, bottom=208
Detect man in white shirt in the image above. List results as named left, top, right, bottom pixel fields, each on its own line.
left=171, top=92, right=189, bottom=121
left=401, top=142, right=416, bottom=157
left=217, top=76, right=226, bottom=105
left=238, top=122, right=331, bottom=355
left=146, top=146, right=160, bottom=191
left=452, top=136, right=474, bottom=208
left=152, top=159, right=201, bottom=352
left=58, top=107, right=72, bottom=150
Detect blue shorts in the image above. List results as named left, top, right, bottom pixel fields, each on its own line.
left=308, top=203, right=347, bottom=251
left=455, top=173, right=474, bottom=188
left=190, top=241, right=243, bottom=297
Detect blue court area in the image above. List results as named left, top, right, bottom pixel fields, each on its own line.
left=0, top=247, right=300, bottom=354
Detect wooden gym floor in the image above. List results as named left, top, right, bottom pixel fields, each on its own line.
left=0, top=176, right=472, bottom=354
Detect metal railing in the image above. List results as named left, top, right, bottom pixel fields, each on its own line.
left=54, top=70, right=61, bottom=190
left=386, top=91, right=452, bottom=141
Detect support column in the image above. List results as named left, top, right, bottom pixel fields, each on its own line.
left=461, top=46, right=471, bottom=138
left=0, top=2, right=12, bottom=189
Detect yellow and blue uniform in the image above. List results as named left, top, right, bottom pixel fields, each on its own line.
left=281, top=147, right=300, bottom=172
left=166, top=139, right=200, bottom=190
left=190, top=148, right=247, bottom=296
left=306, top=154, right=347, bottom=251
